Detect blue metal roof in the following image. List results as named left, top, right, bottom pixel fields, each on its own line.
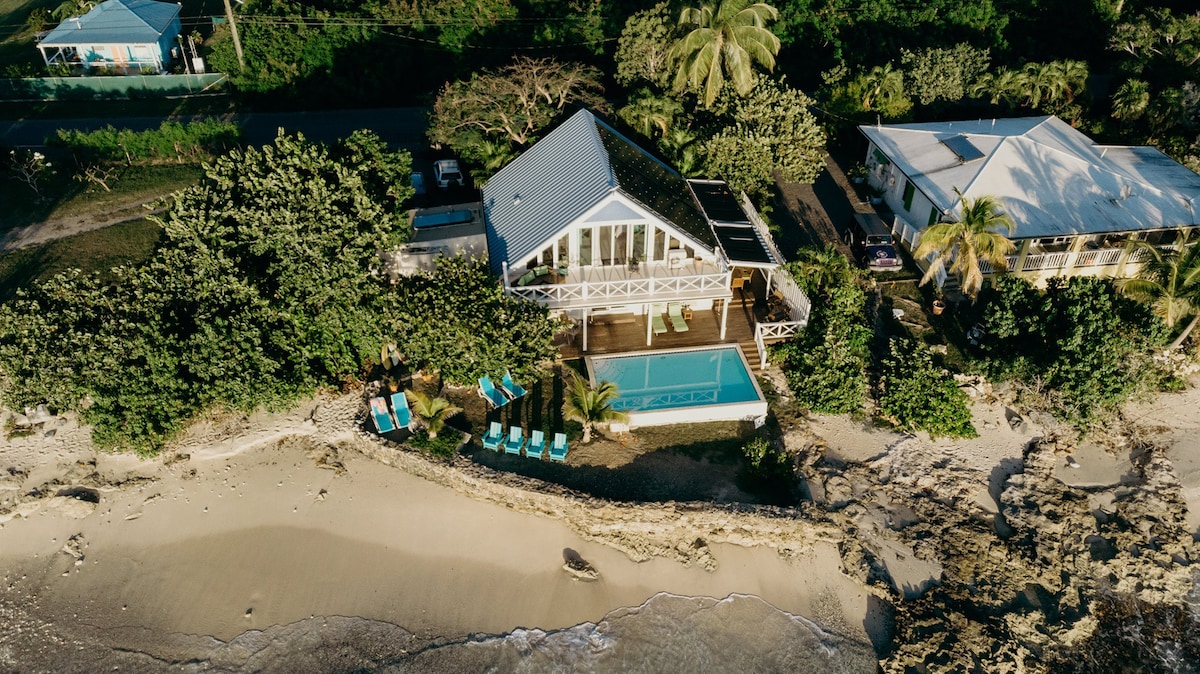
left=39, top=0, right=180, bottom=46
left=483, top=109, right=713, bottom=276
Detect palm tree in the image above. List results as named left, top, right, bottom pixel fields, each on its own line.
left=562, top=375, right=629, bottom=443
left=788, top=243, right=854, bottom=296
left=971, top=68, right=1024, bottom=107
left=914, top=192, right=1017, bottom=299
left=1111, top=78, right=1151, bottom=121
left=669, top=0, right=780, bottom=107
left=405, top=390, right=462, bottom=439
left=1117, top=234, right=1200, bottom=349
left=618, top=90, right=684, bottom=139
left=859, top=63, right=906, bottom=111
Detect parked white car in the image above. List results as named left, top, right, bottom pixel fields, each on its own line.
left=433, top=159, right=464, bottom=188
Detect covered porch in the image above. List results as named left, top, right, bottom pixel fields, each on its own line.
left=556, top=268, right=811, bottom=369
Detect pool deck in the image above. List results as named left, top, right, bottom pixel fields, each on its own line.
left=558, top=293, right=765, bottom=366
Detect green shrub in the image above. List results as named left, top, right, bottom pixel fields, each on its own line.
left=772, top=264, right=871, bottom=414
left=408, top=430, right=461, bottom=459
left=51, top=120, right=242, bottom=166
left=977, top=276, right=1169, bottom=427
left=877, top=337, right=977, bottom=438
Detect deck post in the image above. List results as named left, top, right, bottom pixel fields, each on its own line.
left=645, top=303, right=653, bottom=345
left=719, top=297, right=729, bottom=339
left=582, top=308, right=589, bottom=352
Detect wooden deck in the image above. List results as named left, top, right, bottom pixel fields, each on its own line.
left=558, top=293, right=769, bottom=366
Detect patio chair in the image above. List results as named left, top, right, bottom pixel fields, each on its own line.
left=500, top=370, right=527, bottom=400
left=526, top=430, right=546, bottom=459
left=668, top=303, right=689, bottom=332
left=369, top=397, right=396, bottom=433
left=390, top=391, right=413, bottom=430
left=549, top=432, right=568, bottom=462
left=482, top=421, right=504, bottom=451
left=651, top=308, right=667, bottom=336
left=478, top=375, right=509, bottom=408
left=501, top=426, right=525, bottom=455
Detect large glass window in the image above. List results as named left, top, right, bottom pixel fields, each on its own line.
left=653, top=228, right=666, bottom=261
left=557, top=235, right=568, bottom=265
left=614, top=225, right=629, bottom=265
left=577, top=227, right=593, bottom=265
left=632, top=225, right=646, bottom=262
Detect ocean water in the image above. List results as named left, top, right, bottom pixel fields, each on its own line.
left=194, top=593, right=879, bottom=674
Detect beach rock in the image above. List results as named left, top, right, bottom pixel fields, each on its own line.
left=562, top=558, right=599, bottom=581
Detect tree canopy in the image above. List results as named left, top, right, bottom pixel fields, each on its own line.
left=669, top=0, right=781, bottom=107
left=428, top=56, right=606, bottom=178
left=0, top=131, right=414, bottom=454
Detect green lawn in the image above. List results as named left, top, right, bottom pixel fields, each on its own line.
left=0, top=216, right=162, bottom=299
left=0, top=163, right=204, bottom=232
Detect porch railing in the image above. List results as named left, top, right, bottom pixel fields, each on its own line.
left=753, top=272, right=811, bottom=369
left=506, top=271, right=731, bottom=309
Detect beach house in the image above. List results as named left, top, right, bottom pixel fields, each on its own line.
left=860, top=116, right=1200, bottom=286
left=36, top=0, right=183, bottom=74
left=482, top=108, right=810, bottom=367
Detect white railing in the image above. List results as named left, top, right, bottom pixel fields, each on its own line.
left=978, top=255, right=1019, bottom=275
left=614, top=389, right=718, bottom=411
left=892, top=216, right=922, bottom=250
left=507, top=271, right=731, bottom=309
left=741, top=193, right=788, bottom=264
left=753, top=272, right=812, bottom=368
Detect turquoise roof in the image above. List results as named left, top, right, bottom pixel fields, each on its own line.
left=40, top=0, right=180, bottom=46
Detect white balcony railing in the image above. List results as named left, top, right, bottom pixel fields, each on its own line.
left=504, top=260, right=731, bottom=309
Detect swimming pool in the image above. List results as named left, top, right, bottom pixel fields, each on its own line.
left=586, top=345, right=767, bottom=427
left=413, top=209, right=474, bottom=229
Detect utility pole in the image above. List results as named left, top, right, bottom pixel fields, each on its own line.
left=223, top=0, right=244, bottom=69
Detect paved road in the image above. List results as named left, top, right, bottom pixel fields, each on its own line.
left=0, top=107, right=432, bottom=153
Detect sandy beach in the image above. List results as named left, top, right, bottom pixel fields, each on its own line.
left=2, top=378, right=1197, bottom=672
left=0, top=393, right=877, bottom=670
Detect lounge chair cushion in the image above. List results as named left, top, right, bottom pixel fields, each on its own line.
left=516, top=270, right=537, bottom=286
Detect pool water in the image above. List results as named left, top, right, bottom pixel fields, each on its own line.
left=588, top=346, right=763, bottom=413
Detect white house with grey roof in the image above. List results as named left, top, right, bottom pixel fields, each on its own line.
left=860, top=116, right=1200, bottom=285
left=37, top=0, right=182, bottom=73
left=483, top=108, right=809, bottom=357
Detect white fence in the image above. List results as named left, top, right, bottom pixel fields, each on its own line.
left=753, top=272, right=811, bottom=369
left=741, top=193, right=788, bottom=264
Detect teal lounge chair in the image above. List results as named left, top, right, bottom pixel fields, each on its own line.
left=526, top=430, right=546, bottom=459
left=478, top=375, right=509, bottom=408
left=549, top=432, right=568, bottom=462
left=502, top=426, right=525, bottom=455
left=482, top=422, right=504, bottom=451
left=668, top=303, right=689, bottom=332
left=390, top=391, right=412, bottom=430
left=369, top=397, right=396, bottom=433
left=501, top=370, right=527, bottom=400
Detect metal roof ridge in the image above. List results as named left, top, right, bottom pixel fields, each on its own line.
left=1009, top=133, right=1167, bottom=197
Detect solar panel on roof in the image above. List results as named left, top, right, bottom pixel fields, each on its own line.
left=940, top=135, right=985, bottom=163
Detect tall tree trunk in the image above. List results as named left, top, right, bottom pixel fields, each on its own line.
left=582, top=424, right=592, bottom=444
left=1168, top=313, right=1200, bottom=351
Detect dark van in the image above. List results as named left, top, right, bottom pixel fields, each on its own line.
left=845, top=213, right=901, bottom=271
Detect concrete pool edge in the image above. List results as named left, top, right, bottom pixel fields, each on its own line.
left=584, top=344, right=768, bottom=429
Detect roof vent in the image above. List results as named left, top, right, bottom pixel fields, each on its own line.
left=940, top=135, right=985, bottom=163
left=512, top=194, right=521, bottom=205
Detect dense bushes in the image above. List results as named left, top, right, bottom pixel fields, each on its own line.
left=976, top=275, right=1171, bottom=426
left=387, top=256, right=561, bottom=385
left=771, top=252, right=872, bottom=414
left=0, top=131, right=412, bottom=454
left=51, top=120, right=242, bottom=165
left=877, top=337, right=976, bottom=438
